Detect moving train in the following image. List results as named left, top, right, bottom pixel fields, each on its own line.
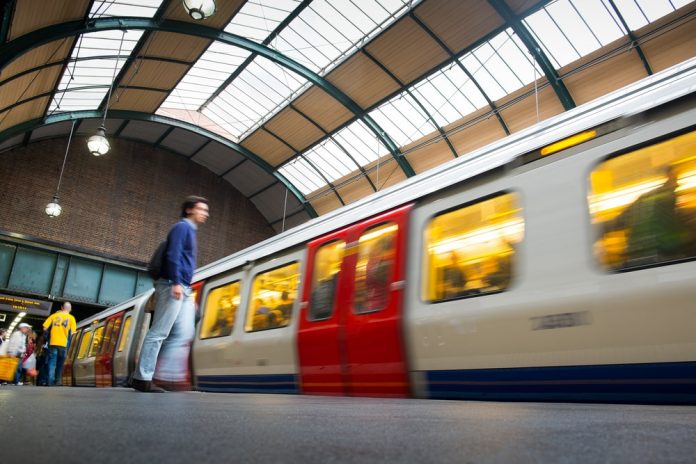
left=63, top=58, right=696, bottom=403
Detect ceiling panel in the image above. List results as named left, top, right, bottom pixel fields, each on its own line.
left=159, top=127, right=208, bottom=156
left=0, top=96, right=50, bottom=131
left=293, top=87, right=353, bottom=133
left=8, top=0, right=90, bottom=40
left=250, top=182, right=302, bottom=223
left=365, top=16, right=449, bottom=84
left=415, top=0, right=503, bottom=54
left=263, top=107, right=324, bottom=152
left=326, top=51, right=400, bottom=109
left=241, top=130, right=294, bottom=167
left=223, top=160, right=276, bottom=198
left=118, top=120, right=170, bottom=143
left=191, top=141, right=245, bottom=175
left=405, top=139, right=454, bottom=174
left=29, top=120, right=73, bottom=141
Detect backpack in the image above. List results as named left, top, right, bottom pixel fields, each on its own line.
left=147, top=240, right=168, bottom=280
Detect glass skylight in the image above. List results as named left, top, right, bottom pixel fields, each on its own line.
left=270, top=0, right=416, bottom=75
left=202, top=56, right=309, bottom=139
left=410, top=63, right=488, bottom=128
left=368, top=93, right=437, bottom=147
left=459, top=29, right=542, bottom=102
left=279, top=157, right=327, bottom=195
left=48, top=30, right=143, bottom=113
left=90, top=0, right=162, bottom=18
left=225, top=0, right=301, bottom=42
left=612, top=0, right=692, bottom=30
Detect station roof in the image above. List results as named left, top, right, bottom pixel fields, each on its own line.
left=0, top=0, right=695, bottom=231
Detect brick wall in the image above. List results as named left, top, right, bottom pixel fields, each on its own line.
left=0, top=137, right=275, bottom=266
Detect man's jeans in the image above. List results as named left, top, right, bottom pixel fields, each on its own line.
left=47, top=346, right=67, bottom=386
left=134, top=280, right=195, bottom=382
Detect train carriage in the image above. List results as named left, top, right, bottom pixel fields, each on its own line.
left=64, top=58, right=696, bottom=403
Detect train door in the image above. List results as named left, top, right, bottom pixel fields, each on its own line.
left=95, top=312, right=124, bottom=387
left=75, top=323, right=105, bottom=386
left=73, top=328, right=94, bottom=385
left=61, top=328, right=82, bottom=386
left=298, top=204, right=412, bottom=397
left=112, top=310, right=135, bottom=386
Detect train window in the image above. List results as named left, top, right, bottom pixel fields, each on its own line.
left=424, top=192, right=524, bottom=302
left=589, top=131, right=696, bottom=271
left=200, top=281, right=241, bottom=339
left=77, top=331, right=93, bottom=360
left=245, top=262, right=300, bottom=332
left=88, top=326, right=105, bottom=357
left=117, top=316, right=132, bottom=352
left=67, top=330, right=82, bottom=361
left=308, top=240, right=345, bottom=321
left=99, top=319, right=116, bottom=356
left=354, top=223, right=398, bottom=313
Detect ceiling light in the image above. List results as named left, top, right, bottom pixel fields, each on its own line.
left=183, top=0, right=216, bottom=20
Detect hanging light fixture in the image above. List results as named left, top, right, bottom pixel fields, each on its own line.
left=46, top=120, right=76, bottom=218
left=182, top=0, right=216, bottom=20
left=88, top=30, right=126, bottom=156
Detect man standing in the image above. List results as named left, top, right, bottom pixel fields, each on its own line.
left=132, top=195, right=209, bottom=393
left=43, top=302, right=77, bottom=386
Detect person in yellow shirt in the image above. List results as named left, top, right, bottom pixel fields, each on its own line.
left=42, top=301, right=77, bottom=386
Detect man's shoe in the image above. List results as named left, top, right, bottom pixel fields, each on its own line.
left=153, top=379, right=191, bottom=392
left=132, top=378, right=166, bottom=393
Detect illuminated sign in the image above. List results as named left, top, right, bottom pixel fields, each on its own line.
left=0, top=293, right=52, bottom=316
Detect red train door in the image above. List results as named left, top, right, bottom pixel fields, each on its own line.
left=95, top=312, right=124, bottom=387
left=298, top=204, right=411, bottom=397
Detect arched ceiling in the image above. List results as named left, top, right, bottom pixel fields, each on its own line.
left=1, top=0, right=695, bottom=229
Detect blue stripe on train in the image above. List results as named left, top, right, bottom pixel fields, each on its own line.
left=196, top=373, right=299, bottom=394
left=424, top=361, right=696, bottom=403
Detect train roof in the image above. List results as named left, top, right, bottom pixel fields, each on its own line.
left=194, top=57, right=696, bottom=283
left=76, top=288, right=154, bottom=328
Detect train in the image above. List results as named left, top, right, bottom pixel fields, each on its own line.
left=62, top=58, right=696, bottom=403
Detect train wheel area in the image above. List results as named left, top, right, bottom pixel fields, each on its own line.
left=1, top=387, right=695, bottom=463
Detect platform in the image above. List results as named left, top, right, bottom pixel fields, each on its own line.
left=1, top=387, right=695, bottom=463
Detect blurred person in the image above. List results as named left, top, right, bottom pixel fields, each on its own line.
left=310, top=271, right=339, bottom=320
left=0, top=328, right=6, bottom=346
left=43, top=302, right=77, bottom=386
left=7, top=323, right=31, bottom=384
left=275, top=291, right=294, bottom=323
left=360, top=236, right=393, bottom=312
left=21, top=330, right=37, bottom=384
left=35, top=332, right=49, bottom=386
left=606, top=166, right=692, bottom=267
left=441, top=252, right=467, bottom=299
left=132, top=196, right=209, bottom=393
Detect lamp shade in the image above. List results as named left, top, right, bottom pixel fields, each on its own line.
left=87, top=126, right=110, bottom=156
left=45, top=196, right=62, bottom=217
left=183, top=0, right=216, bottom=20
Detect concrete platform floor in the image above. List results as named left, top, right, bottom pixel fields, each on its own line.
left=1, top=386, right=695, bottom=463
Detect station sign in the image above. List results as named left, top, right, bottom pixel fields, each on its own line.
left=0, top=293, right=52, bottom=316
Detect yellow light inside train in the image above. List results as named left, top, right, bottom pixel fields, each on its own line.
left=540, top=130, right=597, bottom=156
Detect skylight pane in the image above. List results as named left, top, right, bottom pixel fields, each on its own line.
left=162, top=42, right=252, bottom=111
left=612, top=0, right=650, bottom=29
left=545, top=0, right=598, bottom=57
left=495, top=32, right=542, bottom=87
left=460, top=46, right=506, bottom=101
left=369, top=93, right=436, bottom=147
left=49, top=30, right=143, bottom=113
left=271, top=0, right=414, bottom=76
left=279, top=158, right=326, bottom=194
left=90, top=0, right=162, bottom=18
left=225, top=0, right=300, bottom=42
left=524, top=10, right=578, bottom=68
left=572, top=1, right=625, bottom=43
left=202, top=56, right=308, bottom=139
left=635, top=0, right=676, bottom=22
left=305, top=141, right=354, bottom=181
left=333, top=120, right=386, bottom=166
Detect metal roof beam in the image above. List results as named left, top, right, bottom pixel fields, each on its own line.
left=0, top=16, right=415, bottom=179
left=361, top=47, right=459, bottom=159
left=606, top=0, right=652, bottom=76
left=409, top=12, right=511, bottom=136
left=0, top=0, right=14, bottom=44
left=0, top=109, right=317, bottom=218
left=488, top=0, right=575, bottom=111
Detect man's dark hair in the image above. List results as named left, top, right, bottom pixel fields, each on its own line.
left=181, top=195, right=209, bottom=218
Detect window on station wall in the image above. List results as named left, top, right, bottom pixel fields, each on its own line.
left=77, top=331, right=93, bottom=360
left=424, top=192, right=524, bottom=302
left=589, top=131, right=696, bottom=271
left=245, top=262, right=300, bottom=332
left=200, top=281, right=241, bottom=339
left=308, top=240, right=345, bottom=321
left=117, top=316, right=131, bottom=352
left=354, top=223, right=398, bottom=314
left=88, top=326, right=105, bottom=357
